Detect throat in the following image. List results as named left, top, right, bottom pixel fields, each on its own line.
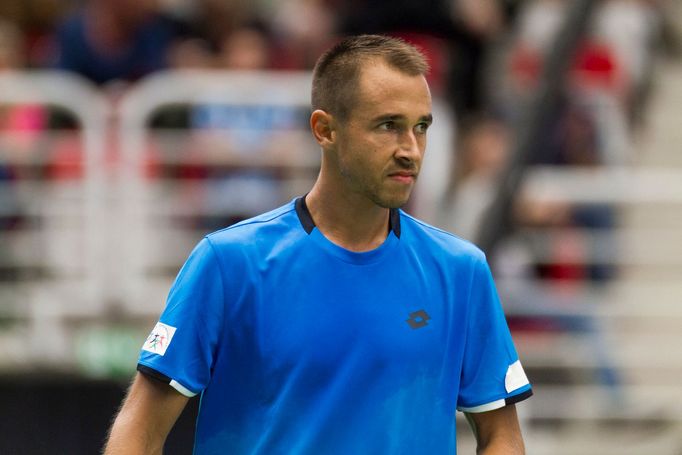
left=322, top=220, right=390, bottom=253
left=301, top=193, right=397, bottom=252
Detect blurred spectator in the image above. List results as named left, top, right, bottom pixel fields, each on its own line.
left=594, top=0, right=662, bottom=128
left=170, top=0, right=253, bottom=54
left=508, top=0, right=662, bottom=131
left=183, top=24, right=307, bottom=228
left=0, top=19, right=48, bottom=147
left=442, top=115, right=510, bottom=241
left=0, top=19, right=48, bottom=230
left=339, top=0, right=508, bottom=121
left=0, top=18, right=25, bottom=70
left=52, top=0, right=188, bottom=86
left=443, top=108, right=618, bottom=284
left=269, top=0, right=336, bottom=69
left=0, top=0, right=63, bottom=67
left=215, top=24, right=272, bottom=70
left=167, top=38, right=213, bottom=70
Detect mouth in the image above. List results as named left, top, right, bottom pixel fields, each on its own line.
left=387, top=171, right=416, bottom=184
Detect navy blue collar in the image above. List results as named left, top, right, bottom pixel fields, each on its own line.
left=295, top=195, right=401, bottom=238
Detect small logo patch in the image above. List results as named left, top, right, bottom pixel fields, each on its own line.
left=406, top=309, right=431, bottom=329
left=142, top=322, right=177, bottom=356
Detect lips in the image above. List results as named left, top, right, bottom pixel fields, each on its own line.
left=387, top=171, right=416, bottom=183
left=389, top=171, right=415, bottom=177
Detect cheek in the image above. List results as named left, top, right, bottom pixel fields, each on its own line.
left=337, top=131, right=397, bottom=174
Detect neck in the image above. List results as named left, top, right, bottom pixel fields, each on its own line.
left=306, top=176, right=391, bottom=252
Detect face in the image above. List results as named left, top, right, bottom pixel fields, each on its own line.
left=330, top=59, right=433, bottom=209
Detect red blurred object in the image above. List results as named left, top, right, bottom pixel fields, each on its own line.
left=511, top=40, right=626, bottom=93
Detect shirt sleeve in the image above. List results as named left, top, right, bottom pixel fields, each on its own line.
left=137, top=237, right=226, bottom=397
left=456, top=254, right=532, bottom=413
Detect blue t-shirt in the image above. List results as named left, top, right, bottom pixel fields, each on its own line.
left=138, top=198, right=531, bottom=454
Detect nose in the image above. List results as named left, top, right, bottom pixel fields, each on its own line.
left=396, top=130, right=422, bottom=164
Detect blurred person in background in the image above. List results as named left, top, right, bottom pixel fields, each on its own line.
left=441, top=114, right=511, bottom=242
left=0, top=0, right=63, bottom=67
left=500, top=0, right=639, bottom=283
left=175, top=0, right=253, bottom=55
left=52, top=0, right=188, bottom=86
left=339, top=0, right=510, bottom=122
left=104, top=34, right=531, bottom=454
left=0, top=18, right=39, bottom=230
left=186, top=22, right=295, bottom=228
left=443, top=105, right=617, bottom=284
left=214, top=23, right=272, bottom=70
left=0, top=18, right=48, bottom=166
left=0, top=18, right=26, bottom=71
left=593, top=0, right=663, bottom=129
left=508, top=0, right=663, bottom=136
left=268, top=0, right=337, bottom=69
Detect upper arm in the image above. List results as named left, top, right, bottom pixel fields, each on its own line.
left=104, top=372, right=190, bottom=454
left=138, top=238, right=226, bottom=396
left=465, top=404, right=525, bottom=454
left=457, top=255, right=532, bottom=412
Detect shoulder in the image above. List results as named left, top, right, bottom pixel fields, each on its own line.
left=399, top=211, right=487, bottom=264
left=205, top=200, right=301, bottom=250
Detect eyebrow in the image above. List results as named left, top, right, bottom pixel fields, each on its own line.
left=371, top=113, right=433, bottom=124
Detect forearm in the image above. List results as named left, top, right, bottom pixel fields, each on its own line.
left=103, top=373, right=188, bottom=454
left=466, top=405, right=526, bottom=455
left=476, top=436, right=525, bottom=455
left=104, top=405, right=166, bottom=454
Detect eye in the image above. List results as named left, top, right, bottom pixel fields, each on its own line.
left=414, top=122, right=430, bottom=134
left=378, top=121, right=396, bottom=131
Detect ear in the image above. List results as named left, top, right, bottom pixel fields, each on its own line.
left=310, top=109, right=336, bottom=148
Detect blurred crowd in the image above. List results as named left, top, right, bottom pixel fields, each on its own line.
left=0, top=1, right=671, bottom=113
left=0, top=0, right=679, bottom=281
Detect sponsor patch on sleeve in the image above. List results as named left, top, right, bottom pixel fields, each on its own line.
left=505, top=360, right=530, bottom=393
left=142, top=322, right=177, bottom=356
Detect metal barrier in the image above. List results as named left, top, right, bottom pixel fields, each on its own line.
left=0, top=71, right=108, bottom=370
left=496, top=164, right=682, bottom=424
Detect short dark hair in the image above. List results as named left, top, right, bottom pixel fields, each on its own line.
left=311, top=35, right=429, bottom=120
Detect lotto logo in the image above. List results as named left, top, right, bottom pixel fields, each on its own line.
left=406, top=309, right=431, bottom=329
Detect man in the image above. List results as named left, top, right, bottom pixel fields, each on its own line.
left=105, top=34, right=531, bottom=454
left=54, top=0, right=186, bottom=85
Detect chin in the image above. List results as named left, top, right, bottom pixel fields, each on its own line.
left=372, top=193, right=411, bottom=209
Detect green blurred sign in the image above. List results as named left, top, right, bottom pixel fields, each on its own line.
left=75, top=326, right=145, bottom=379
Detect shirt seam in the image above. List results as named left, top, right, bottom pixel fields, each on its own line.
left=204, top=236, right=228, bottom=373
left=209, top=205, right=297, bottom=237
left=400, top=210, right=476, bottom=245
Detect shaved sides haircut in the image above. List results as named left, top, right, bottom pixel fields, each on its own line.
left=311, top=34, right=429, bottom=120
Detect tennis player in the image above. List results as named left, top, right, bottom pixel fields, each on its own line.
left=105, top=34, right=531, bottom=454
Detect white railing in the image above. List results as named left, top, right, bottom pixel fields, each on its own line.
left=496, top=164, right=682, bottom=423
left=0, top=71, right=108, bottom=370
left=0, top=71, right=109, bottom=313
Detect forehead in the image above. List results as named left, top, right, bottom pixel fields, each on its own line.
left=350, top=59, right=432, bottom=120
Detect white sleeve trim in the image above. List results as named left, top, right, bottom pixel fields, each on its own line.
left=170, top=379, right=198, bottom=397
left=505, top=360, right=530, bottom=393
left=457, top=398, right=506, bottom=413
